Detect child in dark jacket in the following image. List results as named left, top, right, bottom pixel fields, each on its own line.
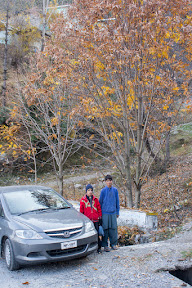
left=80, top=184, right=102, bottom=253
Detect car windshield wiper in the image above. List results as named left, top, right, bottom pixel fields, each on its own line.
left=17, top=208, right=51, bottom=216
left=53, top=206, right=71, bottom=210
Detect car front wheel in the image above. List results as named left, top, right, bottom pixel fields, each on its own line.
left=4, top=238, right=20, bottom=271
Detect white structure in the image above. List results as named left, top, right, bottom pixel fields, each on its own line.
left=68, top=200, right=158, bottom=231
left=117, top=208, right=158, bottom=231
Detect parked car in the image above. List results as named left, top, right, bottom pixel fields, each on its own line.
left=0, top=185, right=98, bottom=270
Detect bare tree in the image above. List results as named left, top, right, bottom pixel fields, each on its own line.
left=0, top=0, right=41, bottom=104
left=12, top=46, right=82, bottom=194
left=1, top=1, right=10, bottom=107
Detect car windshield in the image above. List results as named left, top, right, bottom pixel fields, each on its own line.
left=3, top=188, right=71, bottom=215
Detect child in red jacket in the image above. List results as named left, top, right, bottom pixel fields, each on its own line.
left=80, top=184, right=102, bottom=253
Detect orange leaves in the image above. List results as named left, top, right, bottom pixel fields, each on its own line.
left=106, top=100, right=122, bottom=117
left=48, top=134, right=57, bottom=140
left=0, top=124, right=35, bottom=162
left=43, top=75, right=56, bottom=86
left=156, top=75, right=161, bottom=81
left=51, top=117, right=59, bottom=126
left=70, top=59, right=80, bottom=67
left=109, top=131, right=123, bottom=144
left=101, top=86, right=115, bottom=96
left=172, top=87, right=180, bottom=92
left=161, top=49, right=169, bottom=59
left=77, top=121, right=84, bottom=128
left=163, top=105, right=169, bottom=110
left=89, top=134, right=94, bottom=140
left=0, top=124, right=20, bottom=140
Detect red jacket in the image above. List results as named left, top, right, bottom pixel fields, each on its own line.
left=80, top=195, right=102, bottom=222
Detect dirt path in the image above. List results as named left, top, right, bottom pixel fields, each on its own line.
left=39, top=170, right=110, bottom=188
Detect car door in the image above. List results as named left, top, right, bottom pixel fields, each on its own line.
left=0, top=198, right=6, bottom=253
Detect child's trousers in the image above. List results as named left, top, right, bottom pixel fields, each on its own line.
left=93, top=221, right=102, bottom=250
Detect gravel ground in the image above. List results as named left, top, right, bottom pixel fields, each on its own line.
left=0, top=221, right=191, bottom=288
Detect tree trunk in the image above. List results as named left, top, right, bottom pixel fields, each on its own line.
left=165, top=115, right=171, bottom=165
left=124, top=153, right=133, bottom=208
left=123, top=95, right=133, bottom=207
left=145, top=136, right=161, bottom=164
left=41, top=11, right=46, bottom=52
left=135, top=92, right=143, bottom=208
left=2, top=6, right=9, bottom=107
left=125, top=187, right=133, bottom=208
left=135, top=184, right=141, bottom=209
left=58, top=162, right=63, bottom=195
left=41, top=0, right=49, bottom=52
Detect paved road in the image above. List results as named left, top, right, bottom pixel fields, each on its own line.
left=0, top=221, right=191, bottom=288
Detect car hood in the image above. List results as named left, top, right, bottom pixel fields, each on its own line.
left=12, top=208, right=86, bottom=232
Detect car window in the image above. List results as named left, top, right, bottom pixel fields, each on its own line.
left=3, top=188, right=70, bottom=215
left=0, top=201, right=5, bottom=217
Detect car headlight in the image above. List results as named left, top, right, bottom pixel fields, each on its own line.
left=15, top=230, right=43, bottom=239
left=85, top=221, right=95, bottom=233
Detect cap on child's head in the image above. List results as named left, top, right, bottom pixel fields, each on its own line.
left=86, top=184, right=93, bottom=192
left=105, top=174, right=112, bottom=181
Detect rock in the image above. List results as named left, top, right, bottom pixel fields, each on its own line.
left=74, top=184, right=82, bottom=189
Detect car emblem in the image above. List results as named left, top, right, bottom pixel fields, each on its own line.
left=63, top=231, right=70, bottom=238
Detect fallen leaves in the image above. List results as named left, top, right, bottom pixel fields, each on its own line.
left=141, top=154, right=192, bottom=230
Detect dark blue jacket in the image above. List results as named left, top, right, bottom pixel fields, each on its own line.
left=99, top=186, right=120, bottom=215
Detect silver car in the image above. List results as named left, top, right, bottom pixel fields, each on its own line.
left=0, top=185, right=98, bottom=270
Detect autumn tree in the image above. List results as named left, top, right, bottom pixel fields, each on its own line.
left=0, top=1, right=74, bottom=185
left=50, top=0, right=192, bottom=207
left=11, top=39, right=82, bottom=194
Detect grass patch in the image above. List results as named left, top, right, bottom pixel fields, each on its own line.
left=170, top=122, right=192, bottom=155
left=181, top=249, right=192, bottom=260
left=154, top=226, right=183, bottom=241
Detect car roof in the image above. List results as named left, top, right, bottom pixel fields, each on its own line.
left=0, top=185, right=50, bottom=194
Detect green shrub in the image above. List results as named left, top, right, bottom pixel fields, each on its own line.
left=0, top=107, right=10, bottom=125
